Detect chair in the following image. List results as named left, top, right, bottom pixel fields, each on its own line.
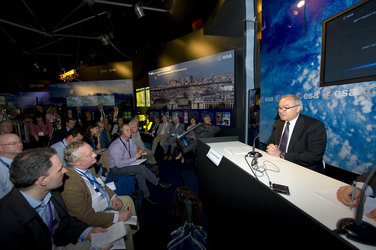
left=105, top=171, right=136, bottom=196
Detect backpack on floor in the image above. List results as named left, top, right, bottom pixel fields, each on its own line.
left=171, top=186, right=202, bottom=229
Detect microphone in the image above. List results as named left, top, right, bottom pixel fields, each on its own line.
left=336, top=165, right=376, bottom=245
left=251, top=152, right=260, bottom=166
left=248, top=134, right=262, bottom=158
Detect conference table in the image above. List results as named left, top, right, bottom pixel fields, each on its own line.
left=196, top=137, right=375, bottom=249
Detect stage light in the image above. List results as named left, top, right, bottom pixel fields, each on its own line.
left=134, top=3, right=145, bottom=18
left=59, top=69, right=77, bottom=82
left=297, top=0, right=305, bottom=8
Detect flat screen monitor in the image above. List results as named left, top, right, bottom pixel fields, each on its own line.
left=320, top=0, right=376, bottom=87
left=176, top=123, right=220, bottom=154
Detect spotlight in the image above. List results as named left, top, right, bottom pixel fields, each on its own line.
left=99, top=34, right=110, bottom=46
left=134, top=3, right=145, bottom=18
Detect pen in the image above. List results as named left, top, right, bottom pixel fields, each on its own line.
left=351, top=181, right=357, bottom=202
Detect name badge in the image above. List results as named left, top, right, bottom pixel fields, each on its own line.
left=38, top=132, right=44, bottom=136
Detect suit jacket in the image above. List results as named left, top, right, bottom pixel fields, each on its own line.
left=165, top=123, right=185, bottom=144
left=73, top=109, right=87, bottom=127
left=156, top=122, right=172, bottom=137
left=149, top=122, right=159, bottom=137
left=94, top=109, right=108, bottom=122
left=0, top=188, right=88, bottom=250
left=61, top=166, right=117, bottom=228
left=268, top=114, right=327, bottom=172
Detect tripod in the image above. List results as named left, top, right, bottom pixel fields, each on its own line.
left=47, top=119, right=59, bottom=147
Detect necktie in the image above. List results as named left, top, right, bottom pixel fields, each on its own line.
left=101, top=111, right=105, bottom=121
left=279, top=121, right=290, bottom=153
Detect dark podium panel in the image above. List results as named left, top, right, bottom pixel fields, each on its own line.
left=196, top=138, right=356, bottom=249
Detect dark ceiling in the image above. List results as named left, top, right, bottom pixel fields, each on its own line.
left=0, top=0, right=219, bottom=84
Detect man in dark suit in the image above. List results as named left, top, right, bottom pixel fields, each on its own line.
left=0, top=147, right=109, bottom=249
left=94, top=104, right=108, bottom=122
left=266, top=94, right=327, bottom=173
left=73, top=106, right=87, bottom=128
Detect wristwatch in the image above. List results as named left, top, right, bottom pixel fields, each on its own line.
left=280, top=152, right=285, bottom=159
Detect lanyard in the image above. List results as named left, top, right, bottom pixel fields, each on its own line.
left=48, top=201, right=53, bottom=235
left=38, top=122, right=44, bottom=132
left=74, top=168, right=100, bottom=192
left=74, top=168, right=111, bottom=210
left=120, top=138, right=131, bottom=158
left=0, top=157, right=10, bottom=169
left=92, top=137, right=97, bottom=150
left=60, top=140, right=67, bottom=148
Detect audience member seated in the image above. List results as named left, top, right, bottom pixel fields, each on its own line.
left=73, top=106, right=87, bottom=128
left=0, top=148, right=108, bottom=249
left=29, top=113, right=52, bottom=147
left=111, top=117, right=125, bottom=142
left=103, top=117, right=112, bottom=141
left=176, top=116, right=197, bottom=163
left=53, top=117, right=77, bottom=144
left=84, top=123, right=104, bottom=173
left=62, top=108, right=75, bottom=125
left=50, top=127, right=84, bottom=166
left=142, top=116, right=160, bottom=144
left=84, top=123, right=102, bottom=154
left=108, top=123, right=171, bottom=205
left=97, top=121, right=111, bottom=149
left=0, top=120, right=13, bottom=134
left=109, top=105, right=120, bottom=125
left=129, top=118, right=157, bottom=165
left=337, top=169, right=376, bottom=221
left=151, top=115, right=171, bottom=155
left=61, top=141, right=138, bottom=250
left=0, top=133, right=23, bottom=199
left=203, top=115, right=212, bottom=125
left=94, top=104, right=108, bottom=122
left=33, top=104, right=46, bottom=118
left=163, top=116, right=185, bottom=161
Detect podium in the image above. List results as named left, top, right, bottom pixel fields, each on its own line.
left=196, top=137, right=371, bottom=249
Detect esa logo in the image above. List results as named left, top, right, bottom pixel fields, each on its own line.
left=217, top=53, right=233, bottom=61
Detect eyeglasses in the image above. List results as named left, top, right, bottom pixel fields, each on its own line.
left=276, top=105, right=300, bottom=111
left=0, top=141, right=22, bottom=146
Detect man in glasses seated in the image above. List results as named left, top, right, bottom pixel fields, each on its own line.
left=266, top=94, right=327, bottom=173
left=0, top=133, right=23, bottom=198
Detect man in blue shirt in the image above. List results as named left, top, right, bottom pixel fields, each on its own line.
left=0, top=133, right=23, bottom=199
left=109, top=124, right=171, bottom=205
left=0, top=147, right=110, bottom=249
left=50, top=127, right=84, bottom=166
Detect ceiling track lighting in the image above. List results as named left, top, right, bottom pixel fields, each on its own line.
left=134, top=3, right=145, bottom=18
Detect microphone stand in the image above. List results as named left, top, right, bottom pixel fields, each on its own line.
left=248, top=134, right=262, bottom=158
left=336, top=165, right=376, bottom=245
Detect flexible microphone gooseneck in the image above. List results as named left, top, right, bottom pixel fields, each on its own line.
left=248, top=134, right=263, bottom=158
left=336, top=165, right=376, bottom=246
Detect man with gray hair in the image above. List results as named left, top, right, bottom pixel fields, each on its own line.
left=129, top=118, right=157, bottom=164
left=266, top=94, right=327, bottom=172
left=0, top=147, right=109, bottom=249
left=163, top=116, right=185, bottom=161
left=61, top=140, right=138, bottom=250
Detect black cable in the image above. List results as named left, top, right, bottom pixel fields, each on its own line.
left=244, top=155, right=259, bottom=180
left=245, top=156, right=280, bottom=187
